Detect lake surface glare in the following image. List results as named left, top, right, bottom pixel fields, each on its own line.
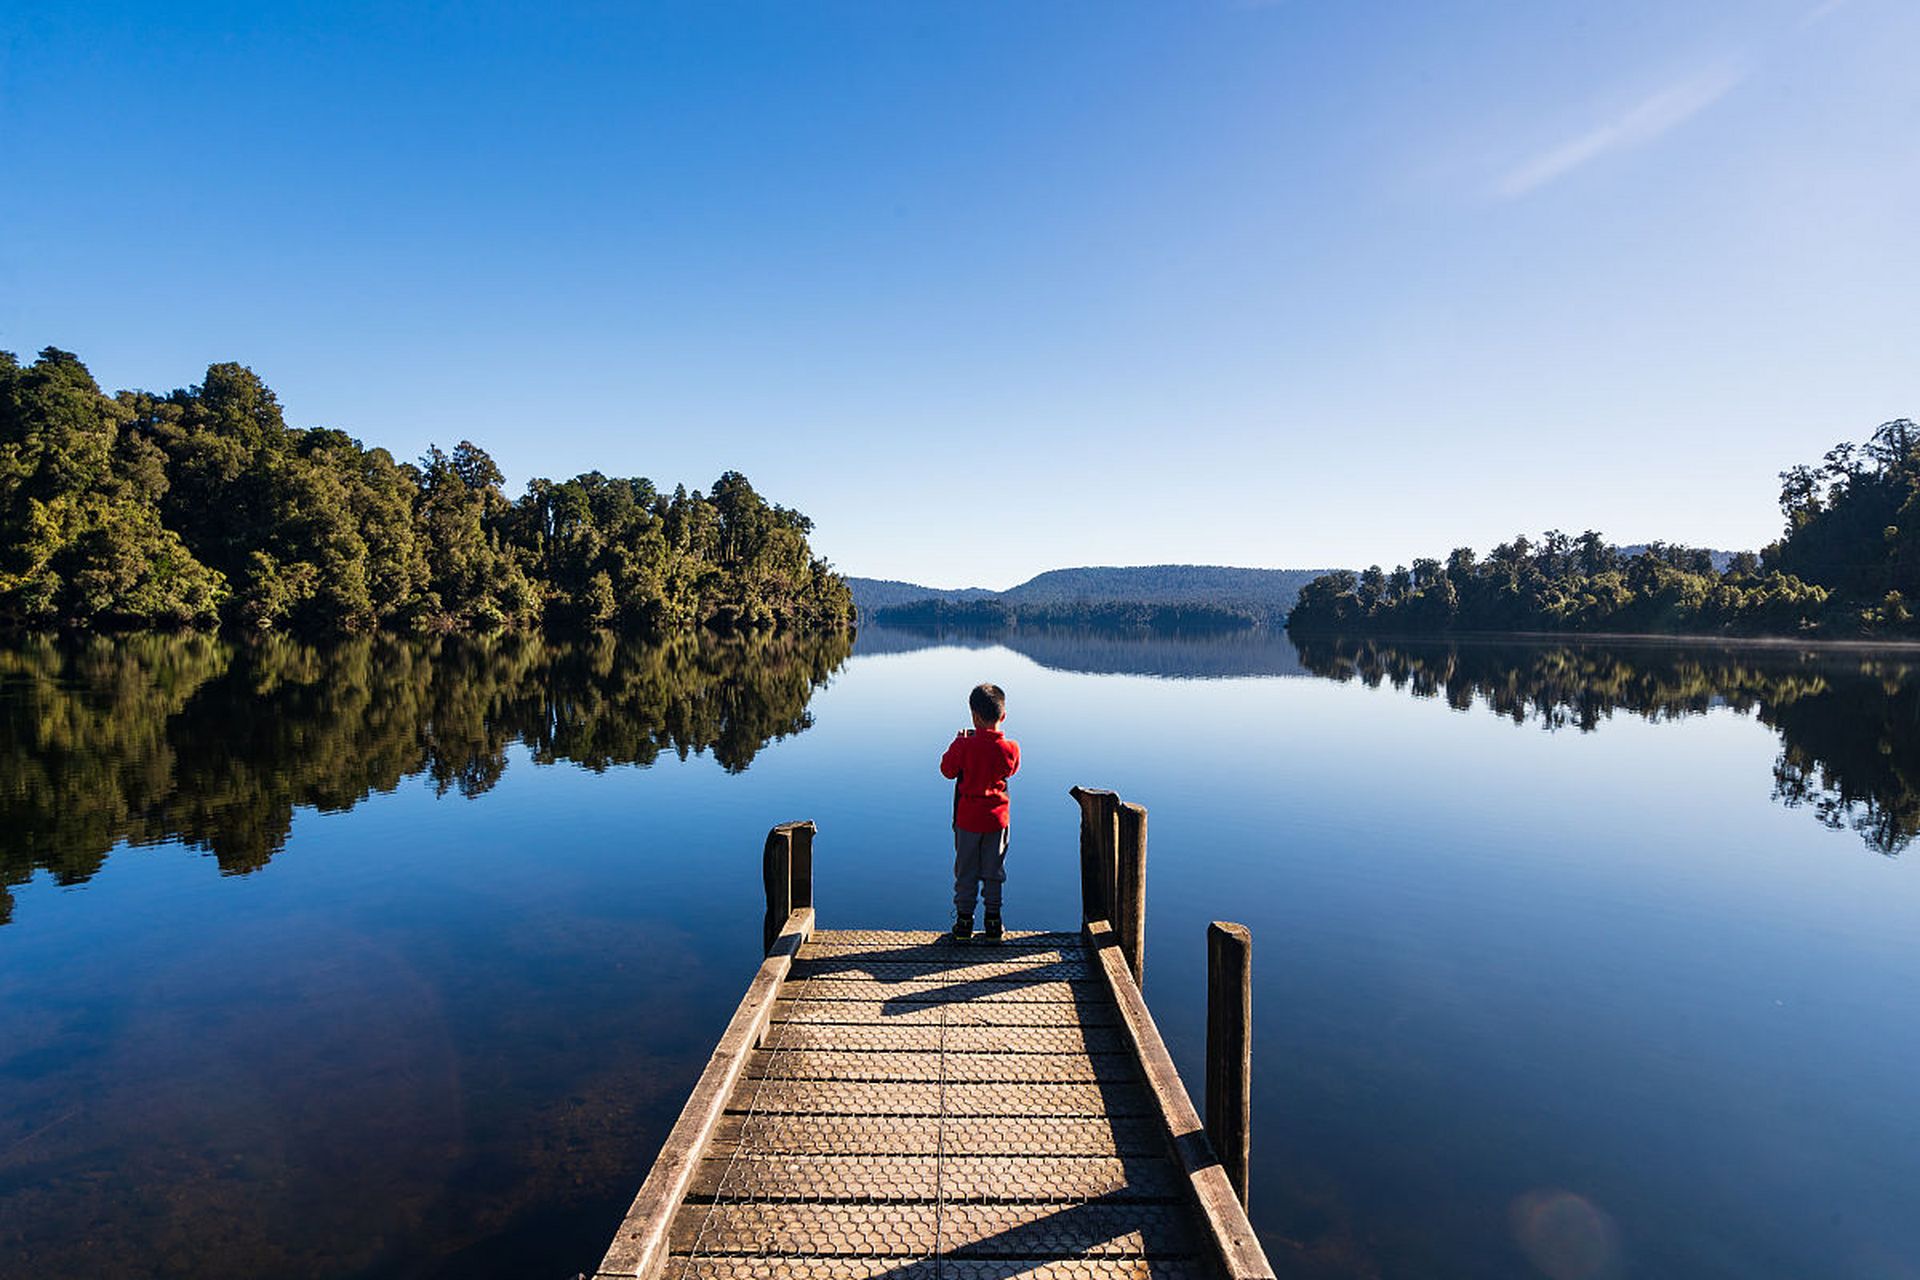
left=1, top=629, right=1914, bottom=1279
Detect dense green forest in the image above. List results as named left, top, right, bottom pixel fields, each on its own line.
left=1293, top=636, right=1919, bottom=855
left=0, top=629, right=852, bottom=924
left=1287, top=419, right=1919, bottom=637
left=0, top=348, right=854, bottom=634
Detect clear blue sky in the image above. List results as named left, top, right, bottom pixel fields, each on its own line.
left=5, top=1, right=1916, bottom=587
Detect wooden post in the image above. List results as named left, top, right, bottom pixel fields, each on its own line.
left=764, top=821, right=816, bottom=953
left=1071, top=787, right=1098, bottom=923
left=1069, top=787, right=1119, bottom=924
left=784, top=820, right=815, bottom=912
left=1206, top=921, right=1252, bottom=1207
left=762, top=827, right=793, bottom=955
left=1115, top=802, right=1147, bottom=984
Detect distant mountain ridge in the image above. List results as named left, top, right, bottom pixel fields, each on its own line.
left=847, top=564, right=1339, bottom=626
left=839, top=577, right=999, bottom=612
left=855, top=623, right=1312, bottom=678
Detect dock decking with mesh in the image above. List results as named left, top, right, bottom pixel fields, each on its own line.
left=594, top=923, right=1270, bottom=1280
left=593, top=810, right=1270, bottom=1280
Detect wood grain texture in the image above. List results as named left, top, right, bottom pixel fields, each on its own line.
left=1070, top=786, right=1119, bottom=927
left=1115, top=802, right=1148, bottom=983
left=1205, top=921, right=1252, bottom=1207
left=1086, top=919, right=1275, bottom=1280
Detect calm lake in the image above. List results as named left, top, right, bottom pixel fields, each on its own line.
left=1, top=627, right=1915, bottom=1279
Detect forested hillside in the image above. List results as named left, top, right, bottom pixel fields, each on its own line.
left=1287, top=420, right=1918, bottom=638
left=841, top=578, right=997, bottom=612
left=853, top=564, right=1334, bottom=628
left=999, top=565, right=1329, bottom=615
left=0, top=348, right=854, bottom=634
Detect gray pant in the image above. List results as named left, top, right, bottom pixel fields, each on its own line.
left=953, top=826, right=1010, bottom=915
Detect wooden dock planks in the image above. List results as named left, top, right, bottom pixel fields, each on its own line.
left=594, top=924, right=1275, bottom=1280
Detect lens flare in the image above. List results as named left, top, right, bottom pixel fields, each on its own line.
left=1510, top=1189, right=1619, bottom=1280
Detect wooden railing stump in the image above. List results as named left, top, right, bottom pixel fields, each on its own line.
left=762, top=820, right=816, bottom=955
left=1206, top=919, right=1253, bottom=1206
left=1069, top=786, right=1118, bottom=928
left=1071, top=787, right=1146, bottom=983
left=1115, top=800, right=1147, bottom=983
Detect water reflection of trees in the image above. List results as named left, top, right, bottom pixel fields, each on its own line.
left=1292, top=637, right=1920, bottom=856
left=0, top=631, right=851, bottom=922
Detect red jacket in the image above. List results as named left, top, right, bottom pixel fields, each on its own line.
left=940, top=728, right=1021, bottom=832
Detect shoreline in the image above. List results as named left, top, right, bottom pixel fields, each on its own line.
left=1285, top=627, right=1920, bottom=653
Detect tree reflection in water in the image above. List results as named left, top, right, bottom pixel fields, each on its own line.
left=1292, top=636, right=1920, bottom=856
left=0, top=630, right=852, bottom=923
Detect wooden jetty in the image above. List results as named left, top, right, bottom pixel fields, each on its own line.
left=593, top=788, right=1275, bottom=1280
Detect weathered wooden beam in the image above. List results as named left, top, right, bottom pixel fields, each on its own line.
left=762, top=827, right=792, bottom=956
left=1068, top=786, right=1119, bottom=925
left=1115, top=801, right=1147, bottom=984
left=596, top=906, right=815, bottom=1280
left=762, top=821, right=814, bottom=955
left=1206, top=920, right=1253, bottom=1207
left=783, top=820, right=815, bottom=913
left=1085, top=918, right=1275, bottom=1280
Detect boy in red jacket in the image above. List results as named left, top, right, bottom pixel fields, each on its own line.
left=940, top=682, right=1021, bottom=943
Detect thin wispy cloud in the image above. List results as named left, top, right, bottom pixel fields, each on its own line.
left=1494, top=63, right=1746, bottom=199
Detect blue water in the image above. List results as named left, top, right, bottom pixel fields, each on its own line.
left=0, top=631, right=1914, bottom=1278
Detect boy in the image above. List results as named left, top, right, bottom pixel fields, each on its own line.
left=939, top=682, right=1021, bottom=943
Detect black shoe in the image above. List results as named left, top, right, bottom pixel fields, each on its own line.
left=983, top=912, right=1004, bottom=943
left=950, top=914, right=973, bottom=943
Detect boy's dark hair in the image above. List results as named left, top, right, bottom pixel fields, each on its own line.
left=969, top=683, right=1006, bottom=723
